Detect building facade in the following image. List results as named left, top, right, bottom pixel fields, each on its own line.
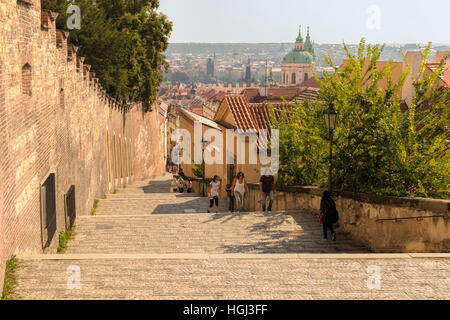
left=281, top=26, right=316, bottom=86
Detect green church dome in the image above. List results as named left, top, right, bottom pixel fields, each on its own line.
left=282, top=50, right=314, bottom=64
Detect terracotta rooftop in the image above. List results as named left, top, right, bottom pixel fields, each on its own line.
left=240, top=86, right=305, bottom=103
left=299, top=77, right=320, bottom=89
left=241, top=88, right=260, bottom=103
left=247, top=103, right=291, bottom=131
left=223, top=96, right=257, bottom=131
left=247, top=102, right=292, bottom=148
left=180, top=108, right=221, bottom=130
left=294, top=88, right=320, bottom=102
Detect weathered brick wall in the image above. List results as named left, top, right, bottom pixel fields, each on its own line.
left=0, top=0, right=165, bottom=287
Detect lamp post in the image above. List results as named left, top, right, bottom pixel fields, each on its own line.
left=201, top=137, right=209, bottom=196
left=323, top=102, right=339, bottom=194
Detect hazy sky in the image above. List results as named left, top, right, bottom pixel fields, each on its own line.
left=158, top=0, right=450, bottom=44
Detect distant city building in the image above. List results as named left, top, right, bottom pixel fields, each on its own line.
left=244, top=58, right=252, bottom=85
left=207, top=57, right=215, bottom=77
left=190, top=83, right=196, bottom=95
left=281, top=25, right=316, bottom=86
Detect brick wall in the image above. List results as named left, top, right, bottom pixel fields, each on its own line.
left=0, top=1, right=165, bottom=287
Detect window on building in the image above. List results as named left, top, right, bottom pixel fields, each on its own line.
left=22, top=63, right=32, bottom=96
left=64, top=185, right=76, bottom=230
left=291, top=73, right=296, bottom=84
left=59, top=88, right=65, bottom=108
left=113, top=134, right=118, bottom=181
left=128, top=139, right=133, bottom=177
left=106, top=131, right=112, bottom=183
left=119, top=136, right=123, bottom=179
left=304, top=73, right=308, bottom=81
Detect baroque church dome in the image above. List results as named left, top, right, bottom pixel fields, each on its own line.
left=282, top=26, right=315, bottom=64
left=282, top=50, right=314, bottom=64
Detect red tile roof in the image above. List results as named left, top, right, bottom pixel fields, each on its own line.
left=294, top=88, right=320, bottom=102
left=247, top=102, right=292, bottom=148
left=299, top=77, right=320, bottom=89
left=189, top=104, right=203, bottom=116
left=267, top=87, right=303, bottom=101
left=247, top=103, right=290, bottom=130
left=224, top=96, right=257, bottom=131
left=241, top=88, right=260, bottom=103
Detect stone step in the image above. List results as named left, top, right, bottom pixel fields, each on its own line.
left=65, top=212, right=370, bottom=254
left=93, top=197, right=229, bottom=215
left=13, top=256, right=450, bottom=299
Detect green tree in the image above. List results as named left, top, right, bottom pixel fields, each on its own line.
left=192, top=161, right=205, bottom=179
left=41, top=0, right=172, bottom=111
left=273, top=39, right=449, bottom=199
left=168, top=71, right=190, bottom=83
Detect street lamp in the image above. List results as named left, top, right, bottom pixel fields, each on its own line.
left=201, top=137, right=209, bottom=196
left=323, top=102, right=339, bottom=194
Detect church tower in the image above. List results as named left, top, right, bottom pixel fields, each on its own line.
left=244, top=57, right=252, bottom=86
left=281, top=25, right=315, bottom=86
left=207, top=55, right=215, bottom=77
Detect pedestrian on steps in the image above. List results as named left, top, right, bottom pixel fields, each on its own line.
left=226, top=183, right=235, bottom=213
left=186, top=179, right=192, bottom=193
left=259, top=174, right=275, bottom=212
left=320, top=190, right=338, bottom=241
left=207, top=175, right=221, bottom=213
left=170, top=177, right=178, bottom=193
left=231, top=172, right=249, bottom=212
left=178, top=176, right=185, bottom=193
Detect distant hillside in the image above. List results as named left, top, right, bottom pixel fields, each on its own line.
left=166, top=43, right=293, bottom=56
left=166, top=43, right=450, bottom=66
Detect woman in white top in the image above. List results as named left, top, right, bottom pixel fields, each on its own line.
left=231, top=172, right=249, bottom=212
left=207, top=175, right=221, bottom=213
left=170, top=177, right=178, bottom=192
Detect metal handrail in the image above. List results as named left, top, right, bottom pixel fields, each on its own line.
left=376, top=215, right=447, bottom=223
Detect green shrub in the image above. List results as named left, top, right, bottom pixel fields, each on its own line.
left=1, top=256, right=19, bottom=300
left=57, top=228, right=76, bottom=254
left=90, top=199, right=100, bottom=215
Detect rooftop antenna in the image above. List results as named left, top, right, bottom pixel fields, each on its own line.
left=264, top=59, right=268, bottom=98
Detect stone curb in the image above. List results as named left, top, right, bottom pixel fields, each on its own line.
left=18, top=253, right=450, bottom=261
left=79, top=210, right=305, bottom=218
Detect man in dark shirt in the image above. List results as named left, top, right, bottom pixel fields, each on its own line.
left=179, top=168, right=186, bottom=180
left=259, top=174, right=274, bottom=211
left=225, top=183, right=235, bottom=213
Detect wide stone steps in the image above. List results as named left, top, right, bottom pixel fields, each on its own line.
left=21, top=175, right=443, bottom=300
left=14, top=256, right=450, bottom=299
left=65, top=212, right=369, bottom=254
left=94, top=197, right=228, bottom=215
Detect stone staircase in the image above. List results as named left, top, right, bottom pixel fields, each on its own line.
left=12, top=175, right=450, bottom=300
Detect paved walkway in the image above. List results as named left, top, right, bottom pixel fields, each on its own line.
left=13, top=174, right=450, bottom=299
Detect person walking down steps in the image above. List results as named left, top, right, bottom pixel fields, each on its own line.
left=170, top=177, right=178, bottom=193
left=320, top=190, right=339, bottom=241
left=232, top=172, right=249, bottom=212
left=207, top=175, right=221, bottom=213
left=178, top=176, right=185, bottom=193
left=186, top=179, right=192, bottom=193
left=226, top=183, right=235, bottom=213
left=259, top=174, right=275, bottom=212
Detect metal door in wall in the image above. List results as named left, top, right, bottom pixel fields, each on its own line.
left=64, top=185, right=76, bottom=230
left=40, top=173, right=57, bottom=248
